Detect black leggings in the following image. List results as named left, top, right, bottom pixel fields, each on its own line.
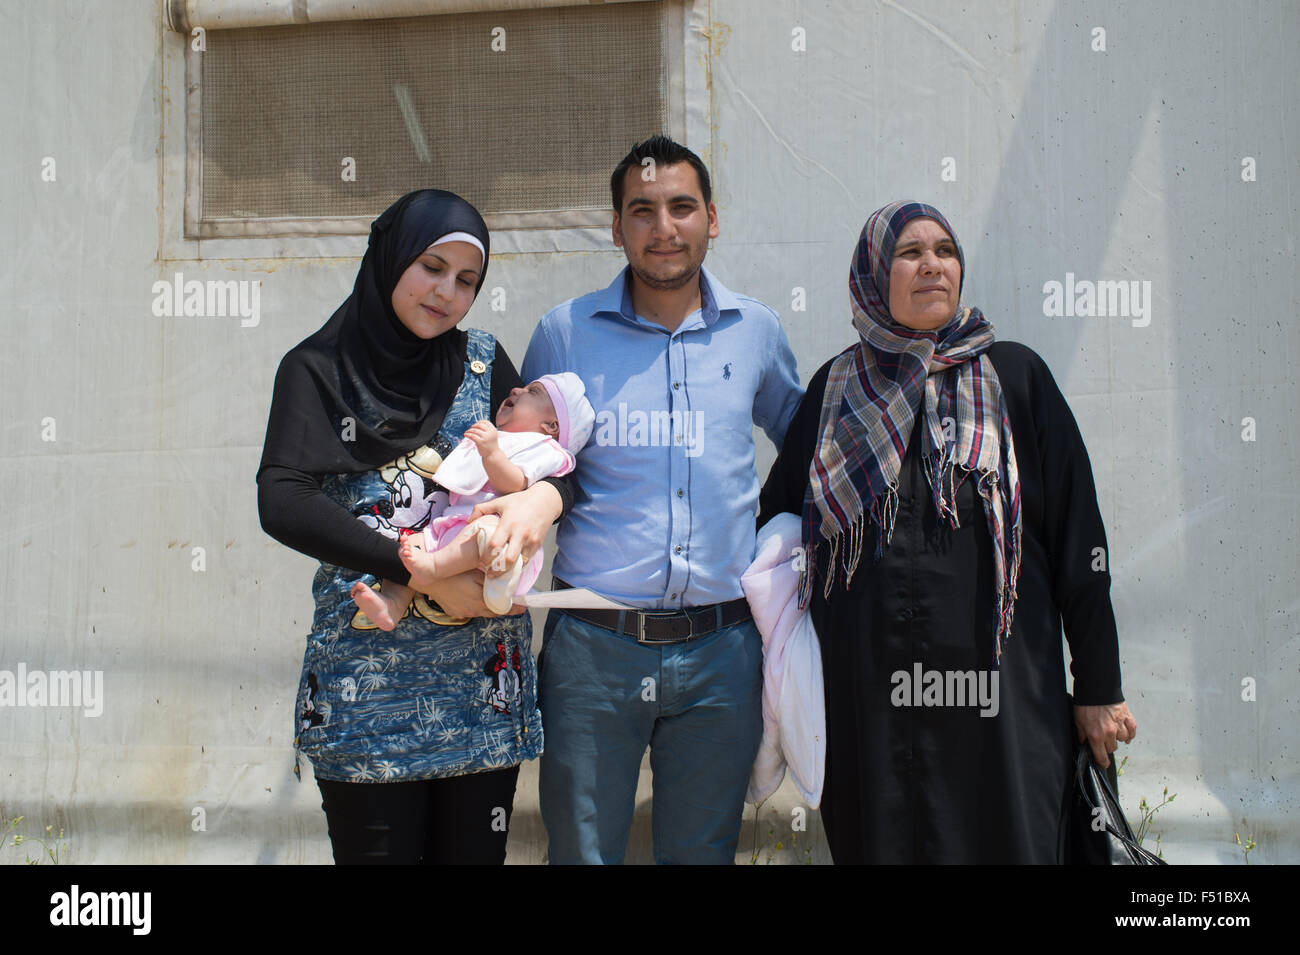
left=316, top=766, right=520, bottom=865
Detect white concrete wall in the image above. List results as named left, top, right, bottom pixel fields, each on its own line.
left=0, top=0, right=1294, bottom=864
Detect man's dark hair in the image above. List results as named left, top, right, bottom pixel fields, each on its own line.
left=610, top=135, right=712, bottom=212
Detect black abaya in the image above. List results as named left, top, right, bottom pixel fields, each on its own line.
left=758, top=341, right=1123, bottom=864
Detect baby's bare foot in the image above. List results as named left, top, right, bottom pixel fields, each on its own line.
left=350, top=580, right=398, bottom=632
left=399, top=542, right=439, bottom=576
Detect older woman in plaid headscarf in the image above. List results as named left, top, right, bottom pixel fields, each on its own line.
left=758, top=201, right=1137, bottom=864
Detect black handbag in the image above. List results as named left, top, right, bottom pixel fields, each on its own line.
left=1069, top=742, right=1167, bottom=865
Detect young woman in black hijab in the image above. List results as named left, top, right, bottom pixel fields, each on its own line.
left=258, top=190, right=570, bottom=864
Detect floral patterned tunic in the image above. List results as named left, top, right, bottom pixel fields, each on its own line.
left=293, top=329, right=543, bottom=782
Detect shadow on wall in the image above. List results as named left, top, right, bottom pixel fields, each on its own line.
left=976, top=0, right=1288, bottom=859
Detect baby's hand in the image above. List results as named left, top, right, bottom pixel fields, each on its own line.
left=466, top=420, right=500, bottom=456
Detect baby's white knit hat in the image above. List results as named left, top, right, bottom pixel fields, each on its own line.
left=537, top=372, right=595, bottom=455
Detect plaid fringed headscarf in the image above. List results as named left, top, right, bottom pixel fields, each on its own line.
left=800, top=201, right=1023, bottom=661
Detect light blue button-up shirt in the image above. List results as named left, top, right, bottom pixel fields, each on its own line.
left=522, top=266, right=802, bottom=609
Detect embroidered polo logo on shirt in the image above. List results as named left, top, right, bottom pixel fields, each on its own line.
left=723, top=362, right=733, bottom=380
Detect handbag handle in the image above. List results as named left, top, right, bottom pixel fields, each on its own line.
left=1073, top=744, right=1167, bottom=865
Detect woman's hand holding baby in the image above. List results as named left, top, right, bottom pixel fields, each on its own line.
left=470, top=481, right=561, bottom=584
left=401, top=531, right=503, bottom=618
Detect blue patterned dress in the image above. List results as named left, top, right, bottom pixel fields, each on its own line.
left=293, top=329, right=544, bottom=782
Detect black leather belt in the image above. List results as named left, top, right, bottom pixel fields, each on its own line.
left=552, top=577, right=752, bottom=644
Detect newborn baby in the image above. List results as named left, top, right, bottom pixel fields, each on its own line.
left=351, top=372, right=594, bottom=626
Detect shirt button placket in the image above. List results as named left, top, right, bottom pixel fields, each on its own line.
left=667, top=333, right=689, bottom=607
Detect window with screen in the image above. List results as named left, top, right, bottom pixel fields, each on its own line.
left=187, top=2, right=679, bottom=238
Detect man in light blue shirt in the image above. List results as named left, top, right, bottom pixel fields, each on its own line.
left=521, top=136, right=802, bottom=864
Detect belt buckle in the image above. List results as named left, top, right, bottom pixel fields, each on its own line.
left=635, top=609, right=692, bottom=644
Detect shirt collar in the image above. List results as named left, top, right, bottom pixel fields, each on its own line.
left=592, top=265, right=741, bottom=329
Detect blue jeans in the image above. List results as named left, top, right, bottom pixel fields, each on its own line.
left=537, top=610, right=764, bottom=864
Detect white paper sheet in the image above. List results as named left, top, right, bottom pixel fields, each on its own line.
left=520, top=588, right=634, bottom=609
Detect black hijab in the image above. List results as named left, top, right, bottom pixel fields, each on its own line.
left=258, top=190, right=491, bottom=476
